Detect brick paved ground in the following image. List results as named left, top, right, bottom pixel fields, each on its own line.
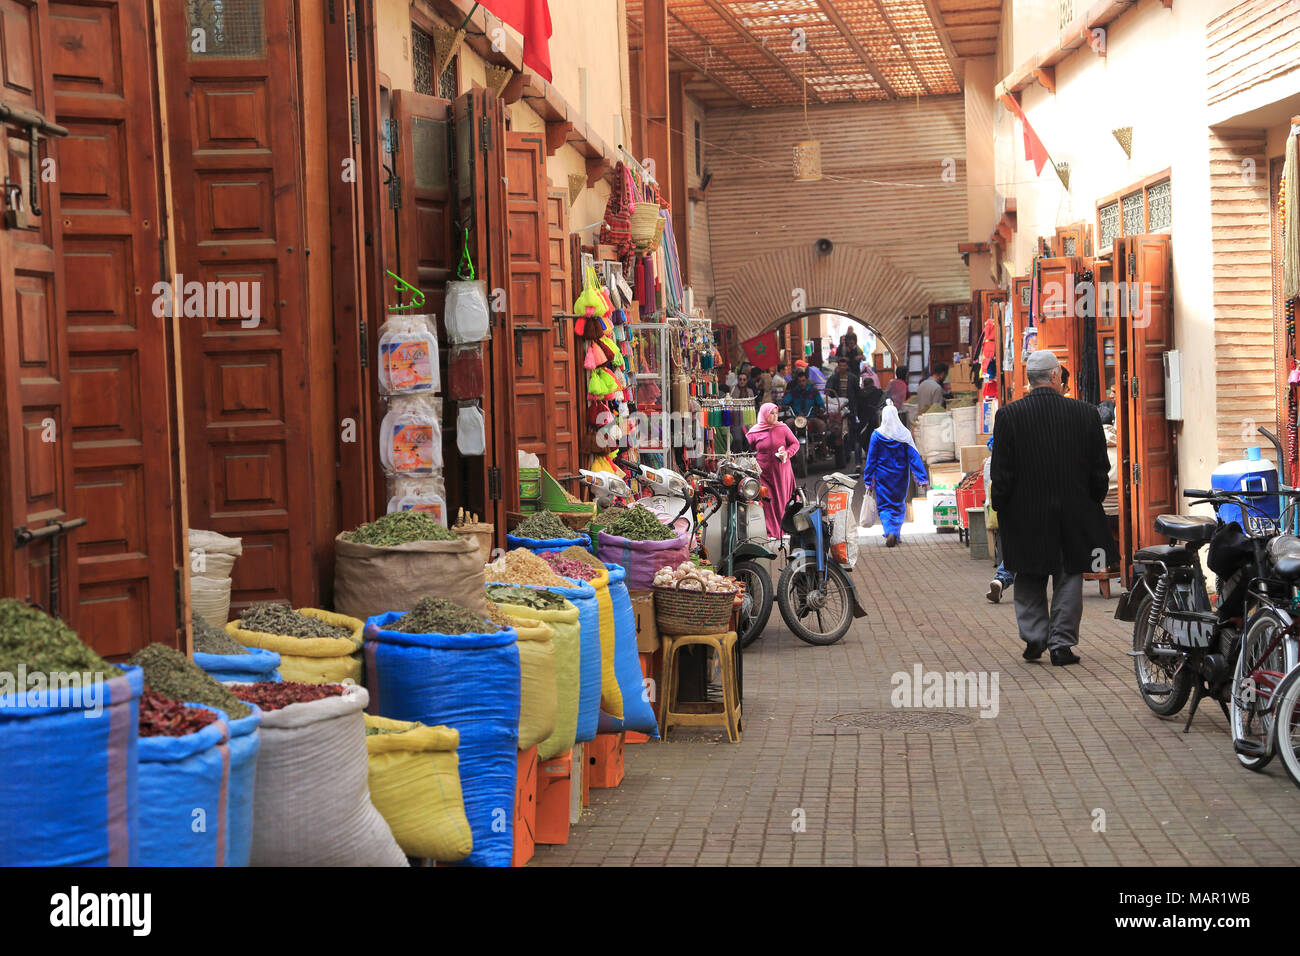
left=533, top=530, right=1300, bottom=866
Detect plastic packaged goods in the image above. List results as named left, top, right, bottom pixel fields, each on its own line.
left=445, top=280, right=491, bottom=344
left=378, top=315, right=439, bottom=395
left=386, top=475, right=449, bottom=526
left=447, top=345, right=485, bottom=401
left=380, top=394, right=443, bottom=476
left=457, top=402, right=486, bottom=456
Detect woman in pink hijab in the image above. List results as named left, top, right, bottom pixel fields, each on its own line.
left=747, top=402, right=800, bottom=538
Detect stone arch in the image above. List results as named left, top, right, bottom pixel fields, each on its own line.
left=714, top=243, right=936, bottom=359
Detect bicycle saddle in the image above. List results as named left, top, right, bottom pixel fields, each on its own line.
left=1154, top=514, right=1217, bottom=543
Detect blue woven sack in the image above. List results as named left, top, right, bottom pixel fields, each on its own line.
left=194, top=647, right=282, bottom=684
left=0, top=665, right=143, bottom=866
left=507, top=531, right=591, bottom=555
left=224, top=704, right=261, bottom=867
left=137, top=704, right=230, bottom=867
left=597, top=564, right=660, bottom=735
left=530, top=579, right=600, bottom=743
left=365, top=617, right=520, bottom=867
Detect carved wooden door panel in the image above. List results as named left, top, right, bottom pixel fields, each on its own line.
left=54, top=0, right=181, bottom=652
left=159, top=0, right=315, bottom=609
left=546, top=188, right=579, bottom=481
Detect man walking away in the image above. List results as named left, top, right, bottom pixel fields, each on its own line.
left=990, top=350, right=1116, bottom=666
left=827, top=356, right=860, bottom=466
left=915, top=362, right=948, bottom=412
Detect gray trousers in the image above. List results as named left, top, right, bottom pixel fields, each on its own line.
left=1013, top=560, right=1083, bottom=651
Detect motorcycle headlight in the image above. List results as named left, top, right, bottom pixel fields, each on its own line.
left=739, top=476, right=760, bottom=501
left=609, top=479, right=631, bottom=498
left=667, top=476, right=689, bottom=496
left=795, top=415, right=808, bottom=429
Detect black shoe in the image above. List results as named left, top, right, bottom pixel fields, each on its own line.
left=986, top=580, right=1004, bottom=604
left=1050, top=648, right=1081, bottom=666
left=1022, top=639, right=1047, bottom=661
left=885, top=534, right=899, bottom=548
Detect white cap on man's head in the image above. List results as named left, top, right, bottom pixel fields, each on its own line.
left=1025, top=350, right=1060, bottom=374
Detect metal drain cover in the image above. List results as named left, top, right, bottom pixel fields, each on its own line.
left=816, top=710, right=976, bottom=732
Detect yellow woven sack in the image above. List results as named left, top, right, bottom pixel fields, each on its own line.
left=226, top=608, right=364, bottom=685
left=363, top=715, right=473, bottom=862
left=508, top=618, right=557, bottom=751
left=587, top=568, right=624, bottom=720
left=494, top=599, right=579, bottom=762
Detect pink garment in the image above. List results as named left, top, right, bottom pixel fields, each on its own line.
left=886, top=378, right=908, bottom=407
left=749, top=422, right=799, bottom=537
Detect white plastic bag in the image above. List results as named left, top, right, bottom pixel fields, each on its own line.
left=858, top=490, right=879, bottom=528
left=378, top=315, right=439, bottom=395
left=445, top=280, right=490, bottom=345
left=386, top=475, right=448, bottom=525
left=916, top=411, right=956, bottom=464
left=380, top=395, right=443, bottom=476
left=457, top=402, right=486, bottom=457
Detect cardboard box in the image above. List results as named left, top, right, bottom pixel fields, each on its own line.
left=629, top=589, right=659, bottom=653
left=587, top=732, right=625, bottom=789
left=959, top=444, right=991, bottom=473
left=512, top=746, right=538, bottom=866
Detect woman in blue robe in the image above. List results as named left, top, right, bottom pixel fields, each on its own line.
left=863, top=403, right=929, bottom=547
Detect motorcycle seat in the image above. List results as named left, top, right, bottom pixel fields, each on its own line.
left=1154, top=513, right=1217, bottom=544
left=1269, top=535, right=1300, bottom=580
left=1133, top=544, right=1197, bottom=566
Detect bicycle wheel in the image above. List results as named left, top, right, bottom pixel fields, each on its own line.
left=1271, top=666, right=1300, bottom=788
left=777, top=558, right=853, bottom=646
left=1230, top=608, right=1291, bottom=771
left=733, top=560, right=773, bottom=649
left=1131, top=593, right=1192, bottom=717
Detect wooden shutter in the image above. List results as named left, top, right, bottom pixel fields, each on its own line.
left=547, top=188, right=579, bottom=479
left=53, top=0, right=181, bottom=652
left=1124, top=234, right=1175, bottom=569
left=928, top=302, right=957, bottom=372
left=502, top=131, right=554, bottom=495
left=159, top=0, right=316, bottom=610
left=0, top=0, right=78, bottom=619
left=1036, top=256, right=1080, bottom=373
left=1009, top=276, right=1032, bottom=401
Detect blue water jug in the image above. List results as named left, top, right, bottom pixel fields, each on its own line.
left=1211, top=447, right=1279, bottom=534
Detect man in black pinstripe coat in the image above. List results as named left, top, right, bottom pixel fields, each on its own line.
left=989, top=351, right=1117, bottom=666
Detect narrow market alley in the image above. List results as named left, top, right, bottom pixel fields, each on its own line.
left=537, top=531, right=1300, bottom=867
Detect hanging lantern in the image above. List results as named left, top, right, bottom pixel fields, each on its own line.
left=567, top=173, right=585, bottom=206
left=1112, top=127, right=1133, bottom=159
left=794, top=140, right=823, bottom=182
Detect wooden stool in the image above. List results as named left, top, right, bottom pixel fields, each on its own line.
left=1083, top=571, right=1120, bottom=598
left=659, top=631, right=741, bottom=743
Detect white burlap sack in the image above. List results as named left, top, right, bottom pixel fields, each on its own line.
left=951, top=405, right=978, bottom=455
left=916, top=411, right=956, bottom=464
left=190, top=576, right=232, bottom=627
left=188, top=529, right=242, bottom=581
left=247, top=684, right=408, bottom=867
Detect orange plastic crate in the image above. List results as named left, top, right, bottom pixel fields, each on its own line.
left=535, top=751, right=572, bottom=845
left=512, top=746, right=538, bottom=866
left=587, top=732, right=625, bottom=789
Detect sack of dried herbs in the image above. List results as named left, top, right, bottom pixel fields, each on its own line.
left=130, top=642, right=252, bottom=719
left=334, top=527, right=488, bottom=622
left=507, top=510, right=590, bottom=554
left=227, top=605, right=365, bottom=685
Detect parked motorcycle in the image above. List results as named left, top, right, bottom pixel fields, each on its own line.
left=776, top=473, right=868, bottom=645
left=1118, top=486, right=1300, bottom=770
left=689, top=461, right=777, bottom=647
left=781, top=409, right=833, bottom=478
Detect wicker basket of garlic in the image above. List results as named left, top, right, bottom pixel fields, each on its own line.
left=652, top=562, right=739, bottom=635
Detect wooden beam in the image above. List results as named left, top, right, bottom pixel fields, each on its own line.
left=670, top=72, right=690, bottom=284
left=644, top=0, right=672, bottom=194
left=545, top=120, right=573, bottom=157
left=698, top=0, right=824, bottom=103
left=1034, top=65, right=1055, bottom=93
left=501, top=70, right=526, bottom=105
left=814, top=0, right=898, bottom=98
left=869, top=0, right=935, bottom=95
left=586, top=156, right=611, bottom=188
left=917, top=0, right=965, bottom=91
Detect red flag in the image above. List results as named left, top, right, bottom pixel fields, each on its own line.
left=479, top=0, right=553, bottom=83
left=742, top=332, right=779, bottom=371
left=1003, top=95, right=1051, bottom=176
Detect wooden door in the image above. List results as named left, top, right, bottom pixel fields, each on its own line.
left=1124, top=234, right=1175, bottom=573
left=0, top=0, right=79, bottom=619
left=1009, top=276, right=1032, bottom=401
left=503, top=130, right=555, bottom=500
left=159, top=0, right=315, bottom=610
left=54, top=0, right=181, bottom=652
left=1036, top=256, right=1080, bottom=374
left=546, top=188, right=579, bottom=480
left=390, top=89, right=456, bottom=512
left=928, top=302, right=958, bottom=372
